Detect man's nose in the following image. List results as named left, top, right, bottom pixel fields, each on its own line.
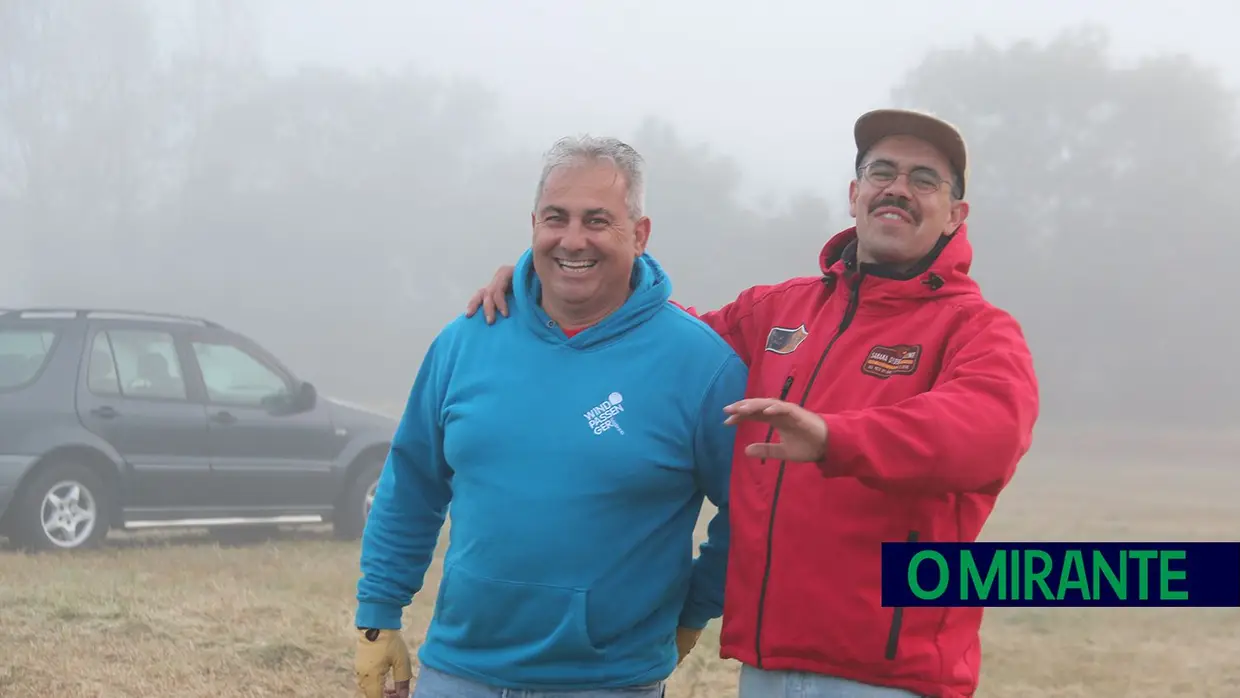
left=559, top=223, right=590, bottom=250
left=881, top=173, right=914, bottom=198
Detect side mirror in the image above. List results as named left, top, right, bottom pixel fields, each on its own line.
left=294, top=381, right=317, bottom=411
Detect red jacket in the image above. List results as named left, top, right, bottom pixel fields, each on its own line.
left=682, top=225, right=1039, bottom=698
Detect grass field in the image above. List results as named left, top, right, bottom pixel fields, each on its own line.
left=2, top=440, right=1238, bottom=697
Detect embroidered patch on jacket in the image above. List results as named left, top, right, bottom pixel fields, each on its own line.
left=765, top=325, right=809, bottom=354
left=861, top=344, right=922, bottom=379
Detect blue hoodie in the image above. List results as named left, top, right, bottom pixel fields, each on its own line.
left=355, top=250, right=747, bottom=691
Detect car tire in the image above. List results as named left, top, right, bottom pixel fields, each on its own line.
left=7, top=461, right=111, bottom=552
left=333, top=459, right=384, bottom=541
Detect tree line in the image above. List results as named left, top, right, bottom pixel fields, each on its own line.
left=2, top=2, right=1236, bottom=427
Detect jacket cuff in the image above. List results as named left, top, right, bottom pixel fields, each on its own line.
left=818, top=413, right=861, bottom=476
left=354, top=601, right=403, bottom=630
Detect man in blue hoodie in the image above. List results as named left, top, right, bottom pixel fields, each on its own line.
left=353, top=135, right=748, bottom=698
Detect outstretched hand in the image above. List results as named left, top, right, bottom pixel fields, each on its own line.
left=464, top=264, right=517, bottom=324
left=723, top=398, right=828, bottom=463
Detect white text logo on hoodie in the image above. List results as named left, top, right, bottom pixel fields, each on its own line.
left=583, top=392, right=625, bottom=435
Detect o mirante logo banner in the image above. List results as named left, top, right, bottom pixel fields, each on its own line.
left=880, top=542, right=1240, bottom=607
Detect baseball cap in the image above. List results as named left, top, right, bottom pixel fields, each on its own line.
left=854, top=108, right=969, bottom=197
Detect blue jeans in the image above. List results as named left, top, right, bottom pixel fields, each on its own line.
left=412, top=666, right=666, bottom=698
left=738, top=665, right=923, bottom=698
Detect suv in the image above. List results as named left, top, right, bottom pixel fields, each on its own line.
left=0, top=308, right=398, bottom=551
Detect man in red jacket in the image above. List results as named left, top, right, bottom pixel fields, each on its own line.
left=462, top=109, right=1040, bottom=698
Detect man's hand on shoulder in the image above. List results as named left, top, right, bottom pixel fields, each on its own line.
left=464, top=264, right=516, bottom=324
left=355, top=627, right=413, bottom=698
left=676, top=626, right=704, bottom=665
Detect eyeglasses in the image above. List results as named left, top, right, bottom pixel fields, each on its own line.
left=857, top=161, right=950, bottom=196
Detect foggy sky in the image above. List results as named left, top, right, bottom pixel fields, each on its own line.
left=239, top=0, right=1240, bottom=204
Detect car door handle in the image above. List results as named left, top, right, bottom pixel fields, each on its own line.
left=210, top=411, right=237, bottom=425
left=90, top=406, right=119, bottom=419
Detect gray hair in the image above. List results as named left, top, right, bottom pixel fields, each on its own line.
left=533, top=135, right=646, bottom=220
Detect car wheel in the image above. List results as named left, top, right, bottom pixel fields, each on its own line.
left=333, top=460, right=383, bottom=541
left=8, top=461, right=110, bottom=552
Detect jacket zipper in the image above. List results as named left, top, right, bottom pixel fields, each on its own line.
left=885, top=530, right=920, bottom=660
left=750, top=373, right=795, bottom=666
left=757, top=374, right=797, bottom=466
left=754, top=273, right=864, bottom=668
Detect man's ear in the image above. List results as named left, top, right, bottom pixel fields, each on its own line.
left=848, top=179, right=860, bottom=219
left=948, top=199, right=970, bottom=233
left=633, top=216, right=652, bottom=254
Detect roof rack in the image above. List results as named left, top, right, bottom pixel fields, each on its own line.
left=0, top=308, right=221, bottom=327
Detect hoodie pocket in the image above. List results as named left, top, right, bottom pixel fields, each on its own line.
left=433, top=563, right=603, bottom=662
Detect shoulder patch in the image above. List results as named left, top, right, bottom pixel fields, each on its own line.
left=861, top=344, right=922, bottom=379
left=765, top=324, right=809, bottom=354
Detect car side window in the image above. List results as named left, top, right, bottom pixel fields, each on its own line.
left=191, top=341, right=291, bottom=408
left=0, top=328, right=57, bottom=390
left=86, top=333, right=122, bottom=396
left=104, top=329, right=189, bottom=401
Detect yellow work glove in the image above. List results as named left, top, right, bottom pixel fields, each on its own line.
left=354, top=628, right=413, bottom=698
left=676, top=626, right=703, bottom=665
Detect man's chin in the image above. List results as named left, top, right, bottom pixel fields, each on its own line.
left=857, top=231, right=920, bottom=263
left=544, top=283, right=598, bottom=306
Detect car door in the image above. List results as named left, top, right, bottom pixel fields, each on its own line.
left=75, top=324, right=213, bottom=515
left=185, top=331, right=340, bottom=512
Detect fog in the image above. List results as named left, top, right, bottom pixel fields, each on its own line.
left=4, top=0, right=1239, bottom=431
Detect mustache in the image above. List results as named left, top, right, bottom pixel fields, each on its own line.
left=870, top=196, right=921, bottom=223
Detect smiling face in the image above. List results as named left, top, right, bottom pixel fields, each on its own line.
left=848, top=134, right=969, bottom=267
left=530, top=158, right=650, bottom=327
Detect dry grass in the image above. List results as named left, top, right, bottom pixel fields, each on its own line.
left=2, top=443, right=1238, bottom=698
